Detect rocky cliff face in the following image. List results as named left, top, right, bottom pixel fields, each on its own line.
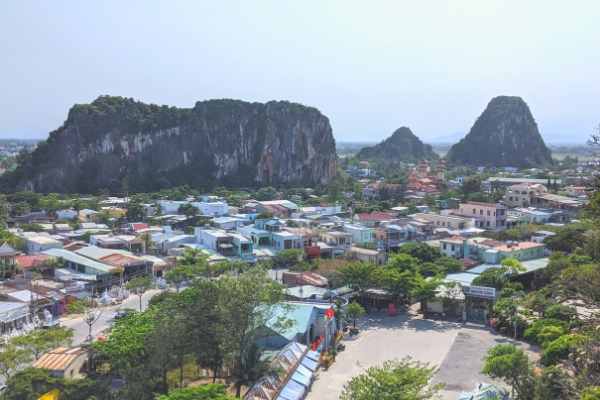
left=446, top=96, right=553, bottom=168
left=3, top=96, right=337, bottom=193
left=357, top=126, right=438, bottom=162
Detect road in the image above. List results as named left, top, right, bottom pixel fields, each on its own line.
left=61, top=289, right=163, bottom=345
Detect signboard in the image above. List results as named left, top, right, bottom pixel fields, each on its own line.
left=464, top=285, right=496, bottom=300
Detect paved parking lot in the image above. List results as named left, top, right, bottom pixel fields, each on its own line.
left=434, top=327, right=538, bottom=399
left=306, top=310, right=461, bottom=400
left=306, top=311, right=537, bottom=400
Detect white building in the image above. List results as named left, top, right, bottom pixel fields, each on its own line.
left=157, top=200, right=229, bottom=216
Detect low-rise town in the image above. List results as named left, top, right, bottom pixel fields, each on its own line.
left=0, top=154, right=596, bottom=399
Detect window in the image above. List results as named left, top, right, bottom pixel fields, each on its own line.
left=487, top=210, right=491, bottom=216
left=480, top=209, right=483, bottom=215
left=472, top=208, right=476, bottom=214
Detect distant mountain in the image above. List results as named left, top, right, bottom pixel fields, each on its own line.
left=428, top=132, right=466, bottom=144
left=356, top=127, right=439, bottom=163
left=1, top=96, right=337, bottom=193
left=446, top=96, right=553, bottom=168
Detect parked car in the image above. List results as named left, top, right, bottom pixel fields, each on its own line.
left=113, top=308, right=136, bottom=320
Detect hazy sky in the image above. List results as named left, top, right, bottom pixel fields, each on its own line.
left=2, top=1, right=599, bottom=143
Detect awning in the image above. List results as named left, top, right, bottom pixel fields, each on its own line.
left=296, top=364, right=313, bottom=377
left=291, top=370, right=311, bottom=387
left=276, top=380, right=306, bottom=400
left=306, top=350, right=320, bottom=361
left=301, top=356, right=319, bottom=371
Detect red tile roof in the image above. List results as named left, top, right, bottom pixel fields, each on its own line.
left=16, top=255, right=51, bottom=270
left=356, top=212, right=395, bottom=221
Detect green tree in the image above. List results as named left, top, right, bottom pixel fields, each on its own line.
left=0, top=343, right=32, bottom=380
left=501, top=257, right=525, bottom=274
left=482, top=344, right=535, bottom=400
left=472, top=267, right=508, bottom=291
left=397, top=242, right=440, bottom=263
left=165, top=265, right=194, bottom=293
left=544, top=225, right=587, bottom=253
left=127, top=275, right=153, bottom=312
left=254, top=186, right=278, bottom=201
left=346, top=301, right=366, bottom=329
left=338, top=262, right=378, bottom=294
left=157, top=384, right=236, bottom=400
left=94, top=310, right=160, bottom=399
left=126, top=198, right=146, bottom=221
left=1, top=368, right=58, bottom=400
left=272, top=248, right=304, bottom=269
left=11, top=326, right=73, bottom=360
left=215, top=269, right=285, bottom=397
left=340, top=358, right=441, bottom=400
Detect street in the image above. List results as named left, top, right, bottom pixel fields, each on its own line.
left=61, top=289, right=162, bottom=345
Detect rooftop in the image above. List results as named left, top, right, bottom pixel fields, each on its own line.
left=33, top=347, right=86, bottom=371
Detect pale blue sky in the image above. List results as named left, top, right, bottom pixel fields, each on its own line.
left=2, top=1, right=599, bottom=143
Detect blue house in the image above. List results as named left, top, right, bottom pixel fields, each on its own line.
left=258, top=303, right=337, bottom=351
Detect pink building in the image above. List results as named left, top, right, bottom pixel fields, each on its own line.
left=457, top=201, right=506, bottom=230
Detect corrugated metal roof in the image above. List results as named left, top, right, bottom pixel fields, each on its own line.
left=43, top=248, right=115, bottom=274
left=33, top=347, right=86, bottom=371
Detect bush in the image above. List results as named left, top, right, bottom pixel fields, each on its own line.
left=544, top=304, right=577, bottom=322
left=582, top=387, right=600, bottom=400
left=523, top=319, right=568, bottom=346
left=541, top=334, right=585, bottom=366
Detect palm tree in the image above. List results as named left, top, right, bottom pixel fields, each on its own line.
left=232, top=343, right=272, bottom=398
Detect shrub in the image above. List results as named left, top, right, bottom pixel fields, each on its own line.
left=523, top=319, right=568, bottom=346
left=541, top=334, right=585, bottom=366
left=544, top=304, right=577, bottom=322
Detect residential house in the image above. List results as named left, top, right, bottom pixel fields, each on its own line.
left=43, top=248, right=118, bottom=289
left=272, top=231, right=303, bottom=252
left=56, top=209, right=78, bottom=221
left=319, top=230, right=352, bottom=257
left=256, top=200, right=299, bottom=218
left=23, top=233, right=63, bottom=254
left=531, top=193, right=583, bottom=216
left=75, top=246, right=152, bottom=280
left=503, top=183, right=547, bottom=208
left=195, top=228, right=237, bottom=257
left=259, top=302, right=337, bottom=351
left=0, top=301, right=30, bottom=335
left=440, top=236, right=466, bottom=258
left=412, top=212, right=474, bottom=231
left=90, top=234, right=145, bottom=253
left=343, top=224, right=375, bottom=246
left=383, top=223, right=418, bottom=251
left=353, top=212, right=396, bottom=227
left=456, top=202, right=507, bottom=230
left=229, top=233, right=254, bottom=259
left=212, top=216, right=245, bottom=231
left=238, top=224, right=272, bottom=247
left=509, top=208, right=553, bottom=224
left=348, top=246, right=386, bottom=265
left=78, top=209, right=100, bottom=222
